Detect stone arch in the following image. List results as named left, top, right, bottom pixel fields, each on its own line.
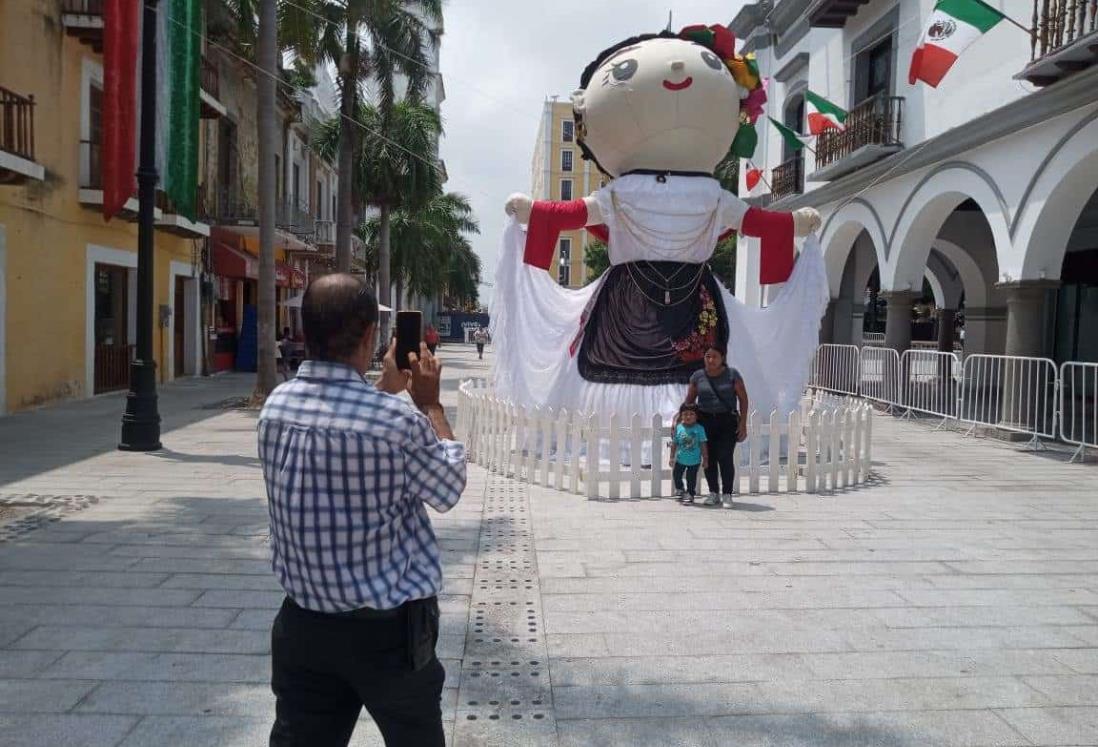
left=925, top=250, right=964, bottom=309
left=932, top=238, right=993, bottom=309
left=820, top=199, right=887, bottom=298
left=883, top=164, right=1012, bottom=293
left=1010, top=114, right=1098, bottom=281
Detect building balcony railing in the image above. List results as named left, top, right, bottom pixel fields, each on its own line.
left=811, top=94, right=904, bottom=181
left=0, top=86, right=43, bottom=183
left=1019, top=0, right=1098, bottom=85
left=771, top=152, right=805, bottom=200
left=216, top=193, right=259, bottom=224
left=278, top=200, right=316, bottom=238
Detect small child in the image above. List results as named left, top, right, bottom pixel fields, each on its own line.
left=670, top=404, right=708, bottom=503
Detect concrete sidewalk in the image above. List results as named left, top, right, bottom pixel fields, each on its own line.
left=1, top=347, right=1097, bottom=746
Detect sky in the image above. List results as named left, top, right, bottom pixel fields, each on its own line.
left=437, top=1, right=747, bottom=307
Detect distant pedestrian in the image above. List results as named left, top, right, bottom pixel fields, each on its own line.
left=473, top=326, right=488, bottom=360
left=684, top=345, right=748, bottom=508
left=670, top=403, right=708, bottom=503
left=259, top=274, right=466, bottom=747
left=276, top=327, right=292, bottom=380
left=425, top=324, right=440, bottom=355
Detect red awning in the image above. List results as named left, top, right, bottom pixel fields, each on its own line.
left=212, top=240, right=256, bottom=280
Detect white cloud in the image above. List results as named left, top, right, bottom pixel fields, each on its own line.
left=437, top=1, right=747, bottom=306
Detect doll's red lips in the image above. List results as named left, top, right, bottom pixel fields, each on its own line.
left=663, top=77, right=693, bottom=90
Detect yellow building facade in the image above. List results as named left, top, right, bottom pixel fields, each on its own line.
left=0, top=1, right=208, bottom=414
left=530, top=99, right=607, bottom=289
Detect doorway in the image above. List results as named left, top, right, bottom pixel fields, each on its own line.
left=93, top=263, right=133, bottom=394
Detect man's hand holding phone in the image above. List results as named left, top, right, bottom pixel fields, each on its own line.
left=407, top=343, right=455, bottom=441
left=375, top=339, right=411, bottom=395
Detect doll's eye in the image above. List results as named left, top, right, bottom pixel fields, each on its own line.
left=701, top=51, right=724, bottom=71
left=611, top=59, right=638, bottom=81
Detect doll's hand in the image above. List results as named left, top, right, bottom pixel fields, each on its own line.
left=505, top=193, right=533, bottom=223
left=792, top=207, right=821, bottom=236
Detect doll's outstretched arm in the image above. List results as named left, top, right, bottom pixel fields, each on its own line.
left=504, top=192, right=603, bottom=271
left=718, top=191, right=821, bottom=284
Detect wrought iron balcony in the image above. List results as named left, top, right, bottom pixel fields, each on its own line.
left=0, top=86, right=42, bottom=183
left=1018, top=0, right=1098, bottom=85
left=771, top=152, right=805, bottom=199
left=811, top=94, right=904, bottom=181
left=277, top=200, right=316, bottom=238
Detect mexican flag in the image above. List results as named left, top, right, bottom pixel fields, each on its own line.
left=102, top=0, right=201, bottom=220
left=805, top=90, right=847, bottom=134
left=908, top=0, right=1005, bottom=88
left=745, top=167, right=763, bottom=191
left=768, top=117, right=812, bottom=152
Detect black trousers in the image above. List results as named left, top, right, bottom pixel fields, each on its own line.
left=270, top=596, right=445, bottom=747
left=476, top=343, right=485, bottom=358
left=698, top=410, right=738, bottom=495
left=672, top=463, right=700, bottom=495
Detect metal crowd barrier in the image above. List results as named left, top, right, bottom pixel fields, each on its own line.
left=858, top=346, right=901, bottom=411
left=957, top=354, right=1058, bottom=447
left=1060, top=361, right=1098, bottom=462
left=899, top=349, right=961, bottom=424
left=811, top=344, right=860, bottom=396
left=809, top=345, right=1090, bottom=456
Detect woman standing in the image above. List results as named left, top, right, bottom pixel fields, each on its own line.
left=685, top=346, right=748, bottom=507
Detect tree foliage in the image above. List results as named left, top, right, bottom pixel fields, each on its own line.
left=357, top=191, right=481, bottom=306
left=583, top=239, right=609, bottom=285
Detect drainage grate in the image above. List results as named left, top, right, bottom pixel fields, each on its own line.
left=0, top=494, right=101, bottom=542
left=454, top=472, right=556, bottom=740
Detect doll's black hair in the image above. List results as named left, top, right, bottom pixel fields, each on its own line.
left=574, top=31, right=679, bottom=177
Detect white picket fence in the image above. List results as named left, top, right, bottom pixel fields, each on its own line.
left=456, top=380, right=874, bottom=499
left=811, top=343, right=1094, bottom=456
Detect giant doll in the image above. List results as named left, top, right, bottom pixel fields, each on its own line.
left=491, top=25, right=829, bottom=424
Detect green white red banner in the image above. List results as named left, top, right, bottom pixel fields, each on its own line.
left=908, top=0, right=1005, bottom=88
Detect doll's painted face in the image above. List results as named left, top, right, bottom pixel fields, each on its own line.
left=573, top=37, right=742, bottom=178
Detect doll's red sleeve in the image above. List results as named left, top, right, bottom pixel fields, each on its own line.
left=524, top=200, right=590, bottom=270
left=741, top=207, right=795, bottom=285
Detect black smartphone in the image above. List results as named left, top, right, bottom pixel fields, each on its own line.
left=395, top=310, right=423, bottom=370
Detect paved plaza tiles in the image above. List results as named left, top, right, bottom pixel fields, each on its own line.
left=1, top=347, right=1097, bottom=746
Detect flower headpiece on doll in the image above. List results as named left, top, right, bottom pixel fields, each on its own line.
left=677, top=24, right=767, bottom=159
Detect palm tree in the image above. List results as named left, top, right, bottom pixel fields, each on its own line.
left=442, top=241, right=482, bottom=309
left=357, top=191, right=480, bottom=310
left=253, top=0, right=279, bottom=400
left=282, top=0, right=442, bottom=274
left=312, top=99, right=442, bottom=338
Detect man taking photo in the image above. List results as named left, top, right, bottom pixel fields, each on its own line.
left=258, top=273, right=466, bottom=747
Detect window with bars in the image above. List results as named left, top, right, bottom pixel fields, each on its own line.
left=561, top=119, right=574, bottom=142
left=558, top=238, right=572, bottom=286
left=560, top=178, right=573, bottom=201
left=561, top=149, right=573, bottom=172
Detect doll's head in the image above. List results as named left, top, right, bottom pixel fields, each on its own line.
left=572, top=25, right=764, bottom=178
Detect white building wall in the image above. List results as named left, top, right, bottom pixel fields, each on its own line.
left=734, top=0, right=1098, bottom=338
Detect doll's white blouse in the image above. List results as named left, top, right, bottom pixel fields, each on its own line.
left=589, top=174, right=749, bottom=266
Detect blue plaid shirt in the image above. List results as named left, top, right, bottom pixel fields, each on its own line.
left=257, top=360, right=467, bottom=612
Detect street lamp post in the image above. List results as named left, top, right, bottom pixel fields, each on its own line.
left=119, top=0, right=162, bottom=451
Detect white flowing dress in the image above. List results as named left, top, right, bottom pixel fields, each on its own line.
left=490, top=174, right=829, bottom=424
